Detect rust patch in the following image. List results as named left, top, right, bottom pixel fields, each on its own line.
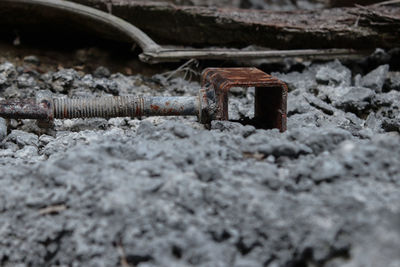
left=135, top=105, right=140, bottom=117
left=0, top=98, right=50, bottom=120
left=150, top=104, right=160, bottom=111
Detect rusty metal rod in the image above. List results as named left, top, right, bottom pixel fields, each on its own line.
left=0, top=98, right=49, bottom=119
left=0, top=96, right=199, bottom=120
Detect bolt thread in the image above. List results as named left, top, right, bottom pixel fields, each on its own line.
left=53, top=96, right=144, bottom=119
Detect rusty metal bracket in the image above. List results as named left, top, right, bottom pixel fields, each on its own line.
left=199, top=68, right=287, bottom=132
left=0, top=68, right=287, bottom=132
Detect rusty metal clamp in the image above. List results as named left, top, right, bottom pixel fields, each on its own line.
left=0, top=68, right=287, bottom=131
left=199, top=68, right=287, bottom=131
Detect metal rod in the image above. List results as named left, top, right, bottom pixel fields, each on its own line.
left=143, top=96, right=199, bottom=116
left=53, top=96, right=143, bottom=119
left=0, top=99, right=49, bottom=120
left=0, top=96, right=199, bottom=120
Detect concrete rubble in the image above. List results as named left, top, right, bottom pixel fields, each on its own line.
left=0, top=53, right=399, bottom=266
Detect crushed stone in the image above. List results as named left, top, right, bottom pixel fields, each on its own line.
left=0, top=58, right=399, bottom=267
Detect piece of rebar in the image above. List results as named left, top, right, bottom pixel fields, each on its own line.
left=0, top=98, right=51, bottom=120
left=0, top=96, right=199, bottom=120
left=53, top=96, right=198, bottom=118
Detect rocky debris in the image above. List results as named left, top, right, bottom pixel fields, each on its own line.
left=5, top=130, right=39, bottom=148
left=384, top=71, right=400, bottom=92
left=361, top=48, right=392, bottom=71
left=315, top=60, right=352, bottom=86
left=0, top=62, right=17, bottom=89
left=285, top=126, right=353, bottom=155
left=0, top=58, right=400, bottom=267
left=382, top=118, right=400, bottom=133
left=0, top=118, right=6, bottom=142
left=272, top=70, right=317, bottom=92
left=291, top=134, right=400, bottom=185
left=303, top=94, right=336, bottom=115
left=92, top=78, right=120, bottom=95
left=51, top=69, right=81, bottom=93
left=360, top=64, right=390, bottom=92
left=23, top=55, right=41, bottom=66
left=0, top=62, right=17, bottom=79
left=93, top=66, right=111, bottom=78
left=17, top=73, right=37, bottom=88
left=334, top=87, right=374, bottom=116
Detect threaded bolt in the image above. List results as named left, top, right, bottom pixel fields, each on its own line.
left=0, top=95, right=200, bottom=121
left=53, top=96, right=145, bottom=119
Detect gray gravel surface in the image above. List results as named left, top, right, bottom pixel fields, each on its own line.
left=0, top=57, right=399, bottom=267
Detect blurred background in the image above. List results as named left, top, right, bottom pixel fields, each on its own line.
left=149, top=0, right=383, bottom=9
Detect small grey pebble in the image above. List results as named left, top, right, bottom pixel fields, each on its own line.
left=361, top=64, right=389, bottom=92
left=23, top=55, right=40, bottom=66
left=93, top=66, right=111, bottom=78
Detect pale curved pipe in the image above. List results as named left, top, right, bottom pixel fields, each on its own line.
left=0, top=0, right=162, bottom=52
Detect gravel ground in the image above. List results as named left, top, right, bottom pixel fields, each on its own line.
left=0, top=50, right=400, bottom=267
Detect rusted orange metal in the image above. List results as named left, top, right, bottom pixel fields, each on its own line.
left=201, top=68, right=288, bottom=132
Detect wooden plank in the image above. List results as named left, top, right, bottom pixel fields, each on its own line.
left=70, top=0, right=400, bottom=49
left=0, top=0, right=398, bottom=50
left=328, top=0, right=383, bottom=7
